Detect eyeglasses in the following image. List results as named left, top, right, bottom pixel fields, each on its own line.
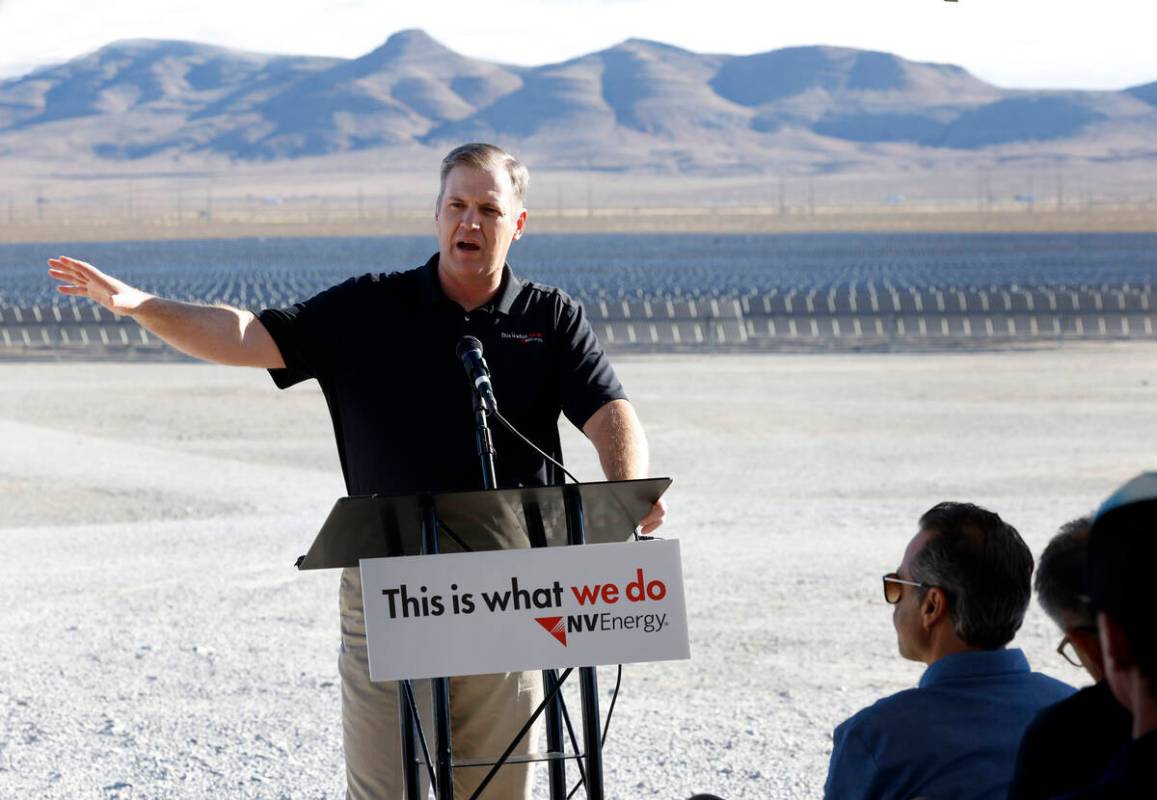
left=1056, top=626, right=1097, bottom=668
left=883, top=572, right=929, bottom=604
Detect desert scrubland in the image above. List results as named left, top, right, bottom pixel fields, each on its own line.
left=2, top=345, right=1156, bottom=798
left=4, top=159, right=1157, bottom=244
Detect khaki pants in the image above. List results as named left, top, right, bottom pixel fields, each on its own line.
left=339, top=567, right=543, bottom=800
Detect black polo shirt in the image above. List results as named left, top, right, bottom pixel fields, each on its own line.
left=1008, top=680, right=1133, bottom=800
left=257, top=254, right=626, bottom=496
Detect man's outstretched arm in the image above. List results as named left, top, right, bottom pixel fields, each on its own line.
left=583, top=398, right=667, bottom=534
left=47, top=256, right=285, bottom=368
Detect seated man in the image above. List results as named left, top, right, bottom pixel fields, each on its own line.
left=823, top=502, right=1074, bottom=800
left=1056, top=473, right=1157, bottom=798
left=1008, top=517, right=1131, bottom=800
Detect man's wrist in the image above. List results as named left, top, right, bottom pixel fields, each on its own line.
left=122, top=291, right=160, bottom=318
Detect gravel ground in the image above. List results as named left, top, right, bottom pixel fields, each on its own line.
left=2, top=346, right=1156, bottom=799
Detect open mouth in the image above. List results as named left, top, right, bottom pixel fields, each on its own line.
left=456, top=241, right=482, bottom=252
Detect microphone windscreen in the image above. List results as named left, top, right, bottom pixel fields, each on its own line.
left=456, top=335, right=483, bottom=360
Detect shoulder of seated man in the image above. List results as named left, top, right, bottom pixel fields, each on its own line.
left=836, top=688, right=926, bottom=737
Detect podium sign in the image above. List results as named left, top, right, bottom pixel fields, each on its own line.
left=360, top=540, right=689, bottom=681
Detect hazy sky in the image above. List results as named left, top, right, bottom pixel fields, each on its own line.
left=1, top=0, right=1153, bottom=90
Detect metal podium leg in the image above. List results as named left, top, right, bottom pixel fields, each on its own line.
left=543, top=669, right=567, bottom=799
left=579, top=667, right=604, bottom=800
left=432, top=676, right=453, bottom=798
left=422, top=500, right=455, bottom=800
left=564, top=486, right=605, bottom=800
left=399, top=681, right=423, bottom=798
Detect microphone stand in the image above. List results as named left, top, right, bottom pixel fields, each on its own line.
left=465, top=377, right=572, bottom=800
left=472, top=391, right=498, bottom=491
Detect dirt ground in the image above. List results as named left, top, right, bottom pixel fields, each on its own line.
left=2, top=345, right=1156, bottom=798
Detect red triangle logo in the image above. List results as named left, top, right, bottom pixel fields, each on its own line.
left=535, top=616, right=567, bottom=646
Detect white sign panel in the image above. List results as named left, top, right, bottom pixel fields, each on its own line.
left=360, top=540, right=689, bottom=681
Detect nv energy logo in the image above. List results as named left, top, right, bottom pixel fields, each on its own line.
left=535, top=616, right=568, bottom=646
left=533, top=569, right=670, bottom=646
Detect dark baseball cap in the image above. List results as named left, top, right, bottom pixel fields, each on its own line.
left=1087, top=473, right=1157, bottom=667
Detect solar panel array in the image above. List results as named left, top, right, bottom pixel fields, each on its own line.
left=2, top=234, right=1154, bottom=356
left=1, top=283, right=1153, bottom=356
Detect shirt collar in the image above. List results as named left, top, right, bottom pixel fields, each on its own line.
left=918, top=648, right=1030, bottom=689
left=418, top=253, right=523, bottom=315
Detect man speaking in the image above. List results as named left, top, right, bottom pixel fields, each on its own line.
left=48, top=142, right=666, bottom=799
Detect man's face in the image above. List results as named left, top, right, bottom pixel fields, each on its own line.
left=1097, top=612, right=1132, bottom=712
left=892, top=529, right=932, bottom=662
left=435, top=164, right=526, bottom=287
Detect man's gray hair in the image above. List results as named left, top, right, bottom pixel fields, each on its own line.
left=911, top=502, right=1034, bottom=650
left=1035, top=516, right=1094, bottom=629
left=438, top=143, right=529, bottom=208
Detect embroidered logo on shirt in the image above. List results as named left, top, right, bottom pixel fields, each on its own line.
left=501, top=331, right=545, bottom=345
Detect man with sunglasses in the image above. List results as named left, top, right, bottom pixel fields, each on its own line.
left=824, top=502, right=1074, bottom=800
left=1008, top=517, right=1131, bottom=800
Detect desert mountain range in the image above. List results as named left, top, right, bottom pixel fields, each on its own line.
left=2, top=29, right=1155, bottom=174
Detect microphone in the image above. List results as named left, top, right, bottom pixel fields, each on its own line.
left=456, top=335, right=498, bottom=414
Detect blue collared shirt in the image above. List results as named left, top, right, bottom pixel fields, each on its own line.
left=824, top=649, right=1075, bottom=800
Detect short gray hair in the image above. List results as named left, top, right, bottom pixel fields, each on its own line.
left=1035, top=516, right=1094, bottom=629
left=911, top=502, right=1034, bottom=650
left=438, top=143, right=529, bottom=208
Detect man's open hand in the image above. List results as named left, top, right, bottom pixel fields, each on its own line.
left=47, top=256, right=149, bottom=316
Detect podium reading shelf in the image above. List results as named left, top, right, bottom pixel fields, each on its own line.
left=296, top=477, right=673, bottom=800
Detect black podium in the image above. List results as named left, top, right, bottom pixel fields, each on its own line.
left=296, top=477, right=671, bottom=800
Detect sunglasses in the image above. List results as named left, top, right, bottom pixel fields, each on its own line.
left=882, top=572, right=929, bottom=604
